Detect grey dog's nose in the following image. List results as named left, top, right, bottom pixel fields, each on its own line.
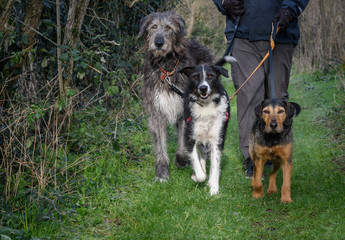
left=154, top=35, right=164, bottom=48
left=270, top=120, right=277, bottom=129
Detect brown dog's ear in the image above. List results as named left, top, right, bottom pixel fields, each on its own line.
left=179, top=66, right=195, bottom=77
left=254, top=102, right=262, bottom=117
left=211, top=66, right=229, bottom=78
left=137, top=14, right=153, bottom=39
left=288, top=102, right=301, bottom=117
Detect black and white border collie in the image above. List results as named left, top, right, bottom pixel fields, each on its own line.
left=180, top=64, right=230, bottom=195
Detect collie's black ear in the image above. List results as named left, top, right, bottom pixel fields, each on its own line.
left=288, top=102, right=301, bottom=117
left=212, top=65, right=229, bottom=78
left=179, top=66, right=195, bottom=77
left=254, top=102, right=262, bottom=117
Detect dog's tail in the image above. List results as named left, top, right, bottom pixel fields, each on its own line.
left=215, top=56, right=237, bottom=66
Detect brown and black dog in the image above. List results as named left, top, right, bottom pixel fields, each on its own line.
left=249, top=98, right=301, bottom=203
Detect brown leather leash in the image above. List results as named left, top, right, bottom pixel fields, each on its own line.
left=229, top=26, right=280, bottom=102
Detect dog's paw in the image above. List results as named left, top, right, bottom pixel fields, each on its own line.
left=281, top=197, right=293, bottom=204
left=209, top=187, right=219, bottom=196
left=267, top=188, right=277, bottom=195
left=154, top=177, right=169, bottom=183
left=252, top=192, right=264, bottom=199
left=191, top=173, right=206, bottom=182
left=191, top=173, right=197, bottom=182
left=175, top=154, right=190, bottom=168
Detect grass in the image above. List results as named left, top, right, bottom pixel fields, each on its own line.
left=25, top=68, right=345, bottom=239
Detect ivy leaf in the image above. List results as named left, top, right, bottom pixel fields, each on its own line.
left=22, top=34, right=28, bottom=45
left=71, top=50, right=82, bottom=61
left=80, top=62, right=87, bottom=68
left=41, top=57, right=48, bottom=68
left=77, top=71, right=85, bottom=79
left=59, top=53, right=69, bottom=62
left=95, top=62, right=102, bottom=71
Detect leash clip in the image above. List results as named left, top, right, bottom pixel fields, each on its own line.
left=164, top=76, right=171, bottom=84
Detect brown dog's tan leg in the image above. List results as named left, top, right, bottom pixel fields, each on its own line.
left=267, top=161, right=280, bottom=194
left=251, top=165, right=255, bottom=187
left=252, top=158, right=266, bottom=199
left=281, top=161, right=293, bottom=203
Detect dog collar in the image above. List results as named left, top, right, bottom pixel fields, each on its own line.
left=159, top=59, right=180, bottom=81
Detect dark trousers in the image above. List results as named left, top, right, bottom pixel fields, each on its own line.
left=231, top=38, right=295, bottom=169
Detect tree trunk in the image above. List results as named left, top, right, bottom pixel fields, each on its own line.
left=56, top=0, right=63, bottom=97
left=0, top=0, right=14, bottom=30
left=21, top=0, right=43, bottom=48
left=62, top=0, right=90, bottom=94
left=18, top=0, right=44, bottom=104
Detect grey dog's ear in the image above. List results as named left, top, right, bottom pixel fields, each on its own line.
left=171, top=12, right=187, bottom=36
left=179, top=66, right=195, bottom=77
left=212, top=66, right=229, bottom=78
left=137, top=13, right=153, bottom=39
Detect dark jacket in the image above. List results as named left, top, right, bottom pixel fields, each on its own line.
left=213, top=0, right=309, bottom=45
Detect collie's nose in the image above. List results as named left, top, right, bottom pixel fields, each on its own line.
left=199, top=85, right=208, bottom=94
left=154, top=35, right=164, bottom=48
left=270, top=120, right=277, bottom=129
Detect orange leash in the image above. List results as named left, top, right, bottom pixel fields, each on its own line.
left=229, top=26, right=280, bottom=102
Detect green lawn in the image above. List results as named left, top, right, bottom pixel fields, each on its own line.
left=36, top=69, right=344, bottom=239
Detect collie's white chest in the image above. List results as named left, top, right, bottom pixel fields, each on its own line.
left=191, top=97, right=228, bottom=144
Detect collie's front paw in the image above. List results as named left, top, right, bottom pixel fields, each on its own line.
left=191, top=173, right=206, bottom=182
left=209, top=186, right=219, bottom=196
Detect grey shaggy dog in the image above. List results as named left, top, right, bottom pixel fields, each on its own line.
left=138, top=11, right=213, bottom=181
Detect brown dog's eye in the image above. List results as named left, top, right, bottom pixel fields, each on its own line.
left=278, top=110, right=285, bottom=114
left=263, top=110, right=270, bottom=114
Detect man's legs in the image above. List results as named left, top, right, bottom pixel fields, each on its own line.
left=231, top=38, right=295, bottom=176
left=231, top=39, right=266, bottom=171
left=266, top=43, right=296, bottom=100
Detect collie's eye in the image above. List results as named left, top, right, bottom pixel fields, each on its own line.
left=207, top=74, right=212, bottom=79
left=193, top=75, right=199, bottom=80
left=263, top=110, right=270, bottom=114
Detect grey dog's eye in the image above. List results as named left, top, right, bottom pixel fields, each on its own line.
left=151, top=24, right=157, bottom=29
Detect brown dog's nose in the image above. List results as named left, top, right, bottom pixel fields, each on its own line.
left=270, top=120, right=277, bottom=129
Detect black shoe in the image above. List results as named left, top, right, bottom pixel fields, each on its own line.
left=265, top=161, right=273, bottom=168
left=245, top=165, right=253, bottom=179
left=245, top=165, right=264, bottom=180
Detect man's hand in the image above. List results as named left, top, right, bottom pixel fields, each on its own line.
left=273, top=8, right=293, bottom=31
left=222, top=0, right=245, bottom=19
